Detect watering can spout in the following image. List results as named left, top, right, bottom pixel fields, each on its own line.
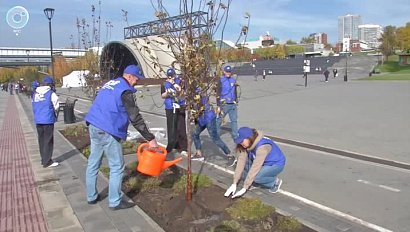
left=162, top=157, right=183, bottom=170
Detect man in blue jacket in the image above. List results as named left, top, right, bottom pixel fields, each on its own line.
left=216, top=65, right=238, bottom=141
left=32, top=76, right=60, bottom=168
left=85, top=64, right=158, bottom=210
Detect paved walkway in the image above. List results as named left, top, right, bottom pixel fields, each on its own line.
left=0, top=96, right=47, bottom=231
left=0, top=92, right=163, bottom=232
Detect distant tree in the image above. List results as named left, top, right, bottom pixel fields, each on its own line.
left=285, top=45, right=304, bottom=55
left=300, top=35, right=315, bottom=44
left=379, top=25, right=397, bottom=61
left=53, top=56, right=71, bottom=84
left=285, top=39, right=297, bottom=45
left=396, top=22, right=410, bottom=53
left=274, top=45, right=286, bottom=59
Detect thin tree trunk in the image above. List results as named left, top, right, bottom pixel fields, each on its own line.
left=186, top=107, right=192, bottom=201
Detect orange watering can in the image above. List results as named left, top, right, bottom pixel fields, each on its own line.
left=137, top=143, right=182, bottom=176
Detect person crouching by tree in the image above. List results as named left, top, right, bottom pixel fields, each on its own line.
left=32, top=76, right=60, bottom=168
left=161, top=68, right=187, bottom=155
left=224, top=127, right=286, bottom=198
left=191, top=88, right=232, bottom=162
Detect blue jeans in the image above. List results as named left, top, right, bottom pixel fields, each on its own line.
left=192, top=118, right=231, bottom=155
left=86, top=124, right=124, bottom=207
left=243, top=158, right=284, bottom=188
left=216, top=104, right=238, bottom=140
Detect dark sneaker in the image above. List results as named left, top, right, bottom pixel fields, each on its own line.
left=191, top=153, right=204, bottom=161
left=226, top=154, right=237, bottom=167
left=87, top=194, right=101, bottom=205
left=109, top=201, right=135, bottom=211
left=269, top=178, right=282, bottom=193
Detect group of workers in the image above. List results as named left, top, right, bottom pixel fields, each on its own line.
left=30, top=64, right=286, bottom=210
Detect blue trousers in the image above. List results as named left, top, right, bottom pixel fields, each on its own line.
left=86, top=124, right=124, bottom=207
left=216, top=104, right=238, bottom=140
left=243, top=158, right=284, bottom=188
left=192, top=118, right=231, bottom=155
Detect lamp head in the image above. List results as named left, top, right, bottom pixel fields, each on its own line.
left=44, top=8, right=55, bottom=20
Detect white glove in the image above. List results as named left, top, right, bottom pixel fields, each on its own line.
left=174, top=84, right=181, bottom=91
left=224, top=184, right=237, bottom=197
left=231, top=188, right=247, bottom=198
left=166, top=88, right=176, bottom=94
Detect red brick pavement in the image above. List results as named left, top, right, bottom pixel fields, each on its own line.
left=0, top=96, right=47, bottom=232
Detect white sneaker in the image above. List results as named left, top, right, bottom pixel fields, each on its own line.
left=268, top=178, right=282, bottom=193
left=47, top=162, right=59, bottom=168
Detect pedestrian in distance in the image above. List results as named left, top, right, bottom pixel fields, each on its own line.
left=323, top=69, right=330, bottom=82
left=31, top=80, right=40, bottom=99
left=224, top=127, right=286, bottom=198
left=85, top=64, right=158, bottom=211
left=32, top=76, right=60, bottom=168
left=333, top=68, right=338, bottom=78
left=161, top=68, right=188, bottom=155
left=262, top=69, right=266, bottom=80
left=9, top=82, right=13, bottom=95
left=191, top=88, right=233, bottom=163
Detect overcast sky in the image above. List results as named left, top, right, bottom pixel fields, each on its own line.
left=0, top=0, right=409, bottom=48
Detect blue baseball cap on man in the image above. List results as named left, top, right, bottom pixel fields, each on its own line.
left=166, top=68, right=176, bottom=77
left=43, top=76, right=54, bottom=84
left=32, top=80, right=40, bottom=89
left=223, top=65, right=232, bottom=72
left=234, top=127, right=254, bottom=144
left=124, top=64, right=145, bottom=79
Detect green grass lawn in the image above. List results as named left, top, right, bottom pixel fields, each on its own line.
left=362, top=55, right=410, bottom=80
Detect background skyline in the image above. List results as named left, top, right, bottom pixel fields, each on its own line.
left=0, top=0, right=409, bottom=48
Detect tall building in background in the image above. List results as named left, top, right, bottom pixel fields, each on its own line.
left=314, top=32, right=328, bottom=44
left=358, top=24, right=383, bottom=48
left=338, top=14, right=362, bottom=42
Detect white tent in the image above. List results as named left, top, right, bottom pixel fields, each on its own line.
left=62, top=70, right=89, bottom=88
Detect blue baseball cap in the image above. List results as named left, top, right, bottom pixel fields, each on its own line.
left=43, top=76, right=54, bottom=84
left=223, top=65, right=232, bottom=72
left=31, top=80, right=40, bottom=89
left=166, top=68, right=176, bottom=77
left=234, top=127, right=253, bottom=144
left=124, top=65, right=145, bottom=79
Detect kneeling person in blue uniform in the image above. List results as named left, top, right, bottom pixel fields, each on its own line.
left=85, top=65, right=158, bottom=210
left=224, top=127, right=286, bottom=198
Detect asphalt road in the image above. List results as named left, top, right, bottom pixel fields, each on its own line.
left=57, top=68, right=410, bottom=231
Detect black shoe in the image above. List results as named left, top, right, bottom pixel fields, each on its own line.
left=87, top=194, right=101, bottom=204
left=109, top=201, right=135, bottom=211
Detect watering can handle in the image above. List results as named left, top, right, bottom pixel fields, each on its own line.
left=137, top=143, right=149, bottom=156
left=137, top=143, right=167, bottom=155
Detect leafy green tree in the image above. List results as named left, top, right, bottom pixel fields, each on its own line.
left=274, top=45, right=286, bottom=59
left=285, top=45, right=304, bottom=55
left=379, top=25, right=397, bottom=61
left=396, top=22, right=410, bottom=53
left=300, top=36, right=315, bottom=44
left=285, top=39, right=297, bottom=45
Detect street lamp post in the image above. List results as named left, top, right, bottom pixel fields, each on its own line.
left=25, top=49, right=30, bottom=63
left=44, top=8, right=55, bottom=81
left=344, top=49, right=348, bottom=82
